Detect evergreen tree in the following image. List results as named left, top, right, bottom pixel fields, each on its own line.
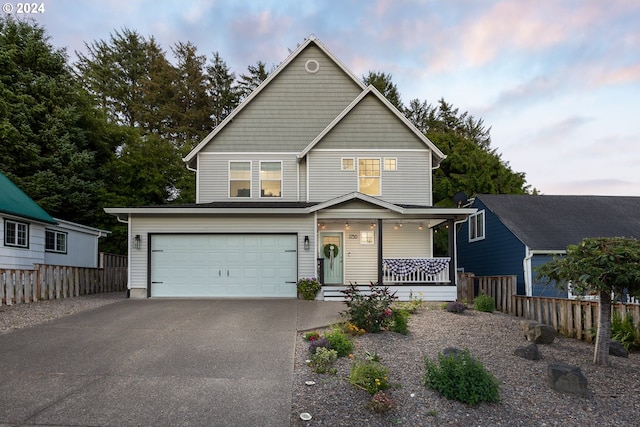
left=238, top=60, right=269, bottom=99
left=363, top=71, right=403, bottom=111
left=0, top=16, right=113, bottom=226
left=207, top=51, right=240, bottom=127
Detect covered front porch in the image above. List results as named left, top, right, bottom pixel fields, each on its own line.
left=309, top=193, right=475, bottom=301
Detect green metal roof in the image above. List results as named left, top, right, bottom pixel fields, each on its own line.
left=0, top=171, right=57, bottom=224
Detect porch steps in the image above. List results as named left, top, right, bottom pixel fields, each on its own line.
left=321, top=285, right=457, bottom=302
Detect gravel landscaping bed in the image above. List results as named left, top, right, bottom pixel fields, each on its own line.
left=0, top=291, right=126, bottom=334
left=290, top=303, right=640, bottom=426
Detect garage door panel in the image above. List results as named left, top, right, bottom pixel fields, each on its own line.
left=151, top=234, right=297, bottom=297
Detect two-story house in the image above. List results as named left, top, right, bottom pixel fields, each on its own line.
left=105, top=35, right=474, bottom=300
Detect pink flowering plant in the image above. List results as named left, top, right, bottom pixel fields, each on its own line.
left=341, top=282, right=397, bottom=333
left=297, top=277, right=321, bottom=300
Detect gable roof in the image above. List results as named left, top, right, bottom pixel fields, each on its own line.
left=309, top=192, right=405, bottom=213
left=183, top=35, right=365, bottom=166
left=298, top=86, right=446, bottom=164
left=476, top=194, right=640, bottom=251
left=0, top=171, right=57, bottom=224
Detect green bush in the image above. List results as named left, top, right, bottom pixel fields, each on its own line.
left=297, top=277, right=321, bottom=300
left=341, top=282, right=397, bottom=333
left=325, top=329, right=354, bottom=357
left=392, top=297, right=423, bottom=314
left=390, top=309, right=410, bottom=335
left=422, top=349, right=500, bottom=405
left=473, top=294, right=495, bottom=313
left=612, top=311, right=640, bottom=350
left=309, top=347, right=338, bottom=374
left=350, top=359, right=390, bottom=395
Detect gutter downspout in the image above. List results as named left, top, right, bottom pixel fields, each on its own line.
left=523, top=247, right=533, bottom=297
left=115, top=214, right=132, bottom=297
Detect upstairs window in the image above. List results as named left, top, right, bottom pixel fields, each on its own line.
left=4, top=219, right=29, bottom=248
left=45, top=229, right=67, bottom=253
left=383, top=158, right=397, bottom=171
left=260, top=161, right=282, bottom=198
left=469, top=210, right=485, bottom=242
left=229, top=161, right=251, bottom=197
left=341, top=158, right=355, bottom=171
left=358, top=158, right=381, bottom=195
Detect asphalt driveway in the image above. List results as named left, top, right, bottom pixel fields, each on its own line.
left=0, top=298, right=343, bottom=426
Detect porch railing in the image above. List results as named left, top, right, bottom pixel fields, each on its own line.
left=382, top=257, right=450, bottom=284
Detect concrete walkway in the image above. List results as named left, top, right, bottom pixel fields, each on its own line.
left=0, top=299, right=343, bottom=426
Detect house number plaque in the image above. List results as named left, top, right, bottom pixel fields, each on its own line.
left=348, top=234, right=359, bottom=240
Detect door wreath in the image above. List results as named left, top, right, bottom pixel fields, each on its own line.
left=323, top=243, right=339, bottom=258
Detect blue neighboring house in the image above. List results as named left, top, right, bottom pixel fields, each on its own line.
left=456, top=194, right=640, bottom=298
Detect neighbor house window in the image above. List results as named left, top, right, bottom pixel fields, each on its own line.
left=360, top=231, right=374, bottom=244
left=4, top=219, right=29, bottom=248
left=229, top=161, right=251, bottom=197
left=260, top=161, right=282, bottom=197
left=341, top=158, right=355, bottom=171
left=358, top=158, right=381, bottom=195
left=469, top=210, right=485, bottom=242
left=383, top=158, right=397, bottom=171
left=45, top=229, right=67, bottom=253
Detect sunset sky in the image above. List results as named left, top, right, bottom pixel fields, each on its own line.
left=25, top=0, right=640, bottom=196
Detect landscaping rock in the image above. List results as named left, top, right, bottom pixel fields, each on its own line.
left=609, top=340, right=629, bottom=358
left=521, top=320, right=556, bottom=344
left=547, top=363, right=589, bottom=398
left=514, top=342, right=541, bottom=360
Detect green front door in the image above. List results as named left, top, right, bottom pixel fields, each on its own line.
left=320, top=232, right=343, bottom=284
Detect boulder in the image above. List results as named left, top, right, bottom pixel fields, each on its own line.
left=514, top=342, right=541, bottom=360
left=521, top=320, right=556, bottom=344
left=547, top=363, right=589, bottom=398
left=609, top=340, right=629, bottom=358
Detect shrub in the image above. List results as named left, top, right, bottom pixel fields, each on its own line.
left=297, top=278, right=321, bottom=300
left=368, top=391, right=394, bottom=413
left=474, top=294, right=495, bottom=313
left=422, top=349, right=500, bottom=405
left=612, top=311, right=640, bottom=350
left=325, top=329, right=354, bottom=357
left=309, top=347, right=338, bottom=374
left=308, top=336, right=330, bottom=354
left=304, top=331, right=321, bottom=341
left=350, top=359, right=390, bottom=395
left=392, top=297, right=423, bottom=314
left=390, top=309, right=410, bottom=335
left=445, top=301, right=467, bottom=314
left=341, top=282, right=398, bottom=333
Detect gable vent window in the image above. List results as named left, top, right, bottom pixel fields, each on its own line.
left=46, top=229, right=67, bottom=253
left=4, top=219, right=29, bottom=248
left=305, top=59, right=319, bottom=74
left=469, top=210, right=485, bottom=242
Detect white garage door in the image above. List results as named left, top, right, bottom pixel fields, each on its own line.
left=150, top=234, right=298, bottom=297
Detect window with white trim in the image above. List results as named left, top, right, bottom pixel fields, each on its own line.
left=358, top=158, right=381, bottom=195
left=45, top=229, right=67, bottom=253
left=260, top=161, right=282, bottom=198
left=383, top=158, right=397, bottom=171
left=4, top=219, right=29, bottom=248
left=360, top=231, right=374, bottom=244
left=341, top=158, right=355, bottom=171
left=229, top=161, right=251, bottom=197
left=468, top=210, right=485, bottom=241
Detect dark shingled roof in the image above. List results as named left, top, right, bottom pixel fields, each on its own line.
left=476, top=194, right=640, bottom=251
left=0, top=171, right=57, bottom=224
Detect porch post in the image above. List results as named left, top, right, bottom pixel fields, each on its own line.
left=377, top=219, right=383, bottom=284
left=447, top=218, right=455, bottom=285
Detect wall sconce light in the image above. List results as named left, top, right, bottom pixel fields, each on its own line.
left=133, top=234, right=141, bottom=250
left=345, top=221, right=350, bottom=229
left=394, top=223, right=399, bottom=230
left=370, top=222, right=375, bottom=229
left=418, top=223, right=424, bottom=231
left=304, top=235, right=310, bottom=250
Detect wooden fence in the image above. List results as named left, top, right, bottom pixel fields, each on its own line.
left=0, top=253, right=127, bottom=306
left=457, top=273, right=640, bottom=343
left=512, top=296, right=640, bottom=343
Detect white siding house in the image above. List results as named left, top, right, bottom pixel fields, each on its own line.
left=105, top=36, right=475, bottom=300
